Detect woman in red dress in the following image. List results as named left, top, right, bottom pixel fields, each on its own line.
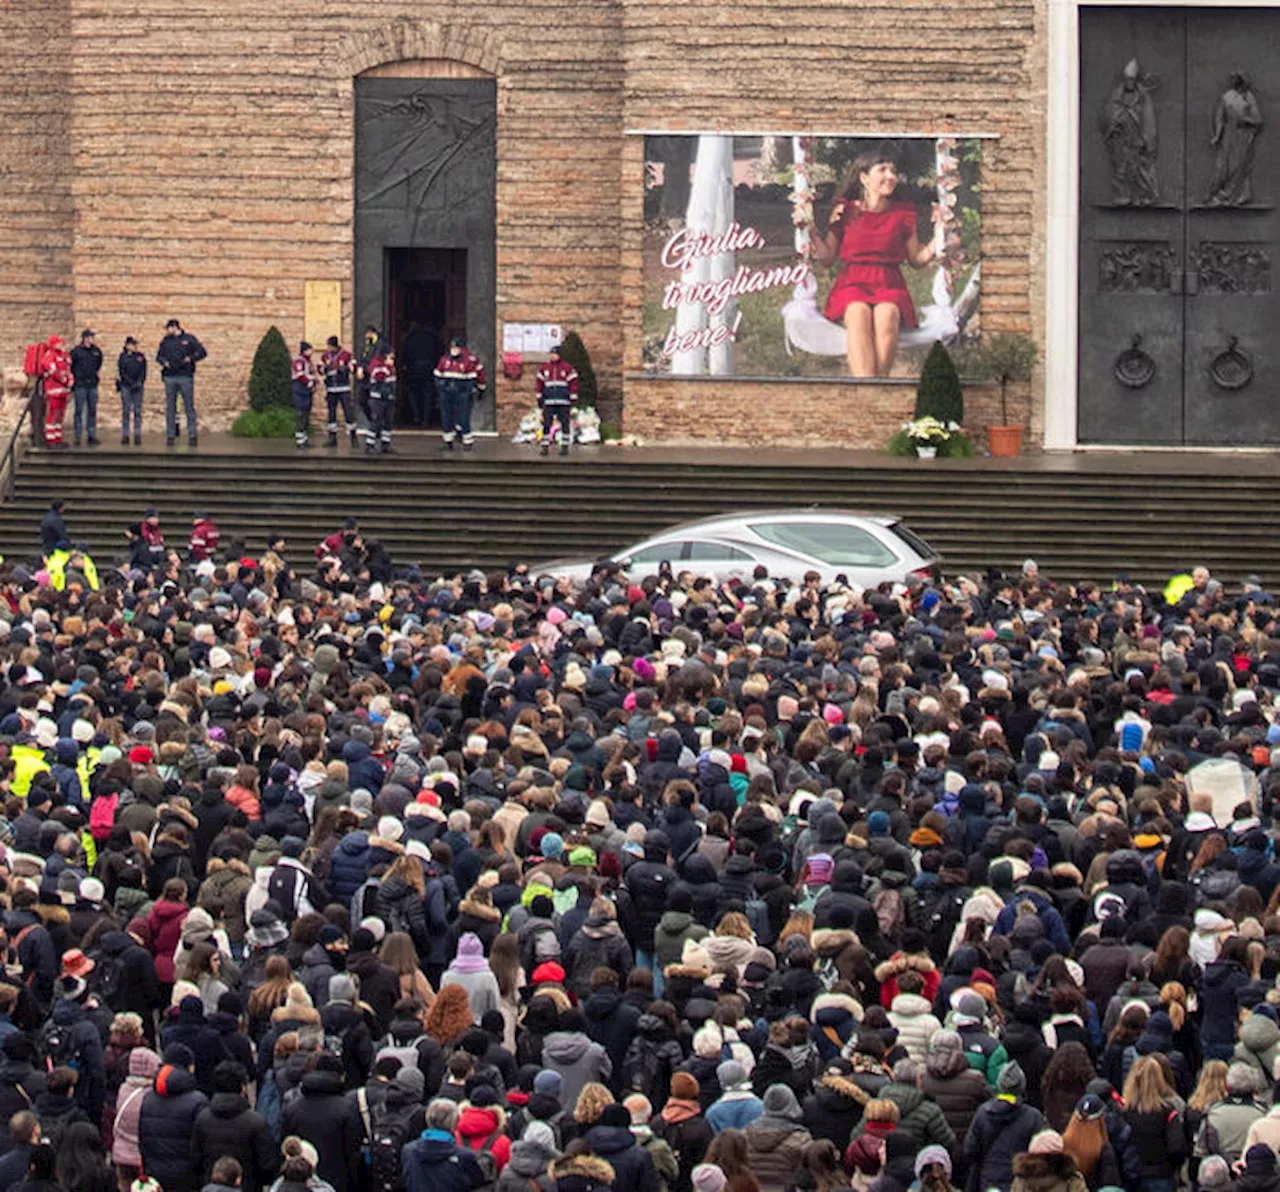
left=813, top=151, right=938, bottom=377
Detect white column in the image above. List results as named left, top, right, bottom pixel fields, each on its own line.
left=1043, top=0, right=1081, bottom=450
left=672, top=134, right=736, bottom=376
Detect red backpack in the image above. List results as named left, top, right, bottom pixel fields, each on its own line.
left=22, top=342, right=47, bottom=378
left=88, top=792, right=118, bottom=842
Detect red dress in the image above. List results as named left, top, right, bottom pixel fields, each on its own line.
left=823, top=200, right=919, bottom=327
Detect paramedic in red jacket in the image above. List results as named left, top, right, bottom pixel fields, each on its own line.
left=535, top=344, right=579, bottom=457
left=291, top=341, right=318, bottom=450
left=41, top=336, right=73, bottom=449
left=433, top=336, right=486, bottom=451
left=365, top=346, right=396, bottom=455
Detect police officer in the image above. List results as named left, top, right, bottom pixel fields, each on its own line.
left=535, top=343, right=579, bottom=457
left=116, top=336, right=147, bottom=446
left=433, top=334, right=486, bottom=452
left=321, top=335, right=356, bottom=447
left=155, top=318, right=207, bottom=448
left=291, top=341, right=318, bottom=449
left=69, top=329, right=102, bottom=448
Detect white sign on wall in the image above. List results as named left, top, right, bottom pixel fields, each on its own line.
left=502, top=323, right=564, bottom=355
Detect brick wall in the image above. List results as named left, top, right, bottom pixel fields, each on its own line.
left=0, top=0, right=74, bottom=365
left=0, top=0, right=1044, bottom=445
left=618, top=0, right=1044, bottom=445
left=54, top=4, right=624, bottom=434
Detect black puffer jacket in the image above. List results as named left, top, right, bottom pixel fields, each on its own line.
left=583, top=1123, right=659, bottom=1192
left=138, top=1064, right=210, bottom=1192
left=624, top=840, right=676, bottom=952
left=279, top=1068, right=365, bottom=1192
left=963, top=1097, right=1046, bottom=1192
left=375, top=876, right=431, bottom=958
left=0, top=1058, right=46, bottom=1152
left=192, top=1092, right=279, bottom=1192
left=802, top=1071, right=869, bottom=1146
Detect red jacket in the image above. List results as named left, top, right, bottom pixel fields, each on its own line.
left=41, top=343, right=72, bottom=399
left=434, top=349, right=486, bottom=399
left=189, top=518, right=220, bottom=561
left=146, top=898, right=188, bottom=985
left=535, top=359, right=579, bottom=406
left=292, top=354, right=316, bottom=390
left=455, top=1106, right=510, bottom=1172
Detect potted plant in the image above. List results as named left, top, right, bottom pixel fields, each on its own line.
left=975, top=332, right=1038, bottom=456
left=903, top=415, right=957, bottom=459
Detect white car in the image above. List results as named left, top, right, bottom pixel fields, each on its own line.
left=532, top=508, right=940, bottom=589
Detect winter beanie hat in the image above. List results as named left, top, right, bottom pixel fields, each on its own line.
left=761, top=1084, right=803, bottom=1120
left=1029, top=1130, right=1064, bottom=1154
left=692, top=1167, right=727, bottom=1192
left=997, top=1060, right=1027, bottom=1098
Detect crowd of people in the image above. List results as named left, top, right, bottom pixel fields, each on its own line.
left=0, top=527, right=1275, bottom=1192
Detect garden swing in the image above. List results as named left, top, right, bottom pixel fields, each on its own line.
left=781, top=135, right=981, bottom=358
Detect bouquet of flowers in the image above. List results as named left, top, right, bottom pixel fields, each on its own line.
left=903, top=416, right=959, bottom=446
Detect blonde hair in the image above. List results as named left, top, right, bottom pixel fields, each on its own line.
left=574, top=1081, right=615, bottom=1124
left=1123, top=1055, right=1174, bottom=1114
left=715, top=912, right=754, bottom=940
left=863, top=1099, right=901, bottom=1125
left=1159, top=981, right=1187, bottom=1033
left=1188, top=1059, right=1229, bottom=1112
left=779, top=910, right=814, bottom=946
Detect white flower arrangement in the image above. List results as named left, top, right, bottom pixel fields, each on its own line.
left=511, top=405, right=602, bottom=445
left=904, top=416, right=960, bottom=444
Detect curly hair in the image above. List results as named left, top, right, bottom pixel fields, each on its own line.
left=423, top=984, right=473, bottom=1045
left=1042, top=1041, right=1096, bottom=1100
left=573, top=1081, right=615, bottom=1125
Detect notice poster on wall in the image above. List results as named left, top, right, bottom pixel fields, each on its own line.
left=641, top=134, right=983, bottom=379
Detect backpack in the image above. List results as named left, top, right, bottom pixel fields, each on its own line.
left=873, top=888, right=905, bottom=946
left=38, top=1019, right=83, bottom=1072
left=530, top=924, right=561, bottom=964
left=88, top=793, right=118, bottom=842
left=927, top=888, right=968, bottom=959
left=256, top=1068, right=283, bottom=1141
left=795, top=884, right=826, bottom=915
left=93, top=951, right=126, bottom=1008
left=268, top=865, right=313, bottom=923
left=624, top=1038, right=668, bottom=1103
left=375, top=1042, right=421, bottom=1074
left=745, top=894, right=775, bottom=947
left=367, top=1097, right=418, bottom=1192
left=350, top=878, right=380, bottom=926
left=471, top=1127, right=503, bottom=1192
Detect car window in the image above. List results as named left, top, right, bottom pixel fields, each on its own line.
left=628, top=541, right=689, bottom=564
left=889, top=521, right=937, bottom=561
left=748, top=521, right=898, bottom=567
left=686, top=540, right=755, bottom=561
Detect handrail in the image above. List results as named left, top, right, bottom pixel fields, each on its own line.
left=0, top=383, right=37, bottom=503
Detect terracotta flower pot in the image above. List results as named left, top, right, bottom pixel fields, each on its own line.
left=987, top=425, right=1024, bottom=457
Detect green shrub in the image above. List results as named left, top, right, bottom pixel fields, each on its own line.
left=230, top=406, right=296, bottom=438
left=559, top=332, right=598, bottom=409
left=247, top=326, right=293, bottom=413
left=914, top=341, right=964, bottom=424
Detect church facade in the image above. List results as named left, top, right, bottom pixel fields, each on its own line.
left=1, top=0, right=1274, bottom=449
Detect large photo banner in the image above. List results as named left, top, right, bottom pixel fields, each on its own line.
left=642, top=134, right=983, bottom=378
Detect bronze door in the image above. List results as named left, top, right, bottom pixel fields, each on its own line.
left=1078, top=8, right=1276, bottom=445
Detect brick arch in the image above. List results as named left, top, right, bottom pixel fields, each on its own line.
left=335, top=19, right=503, bottom=80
